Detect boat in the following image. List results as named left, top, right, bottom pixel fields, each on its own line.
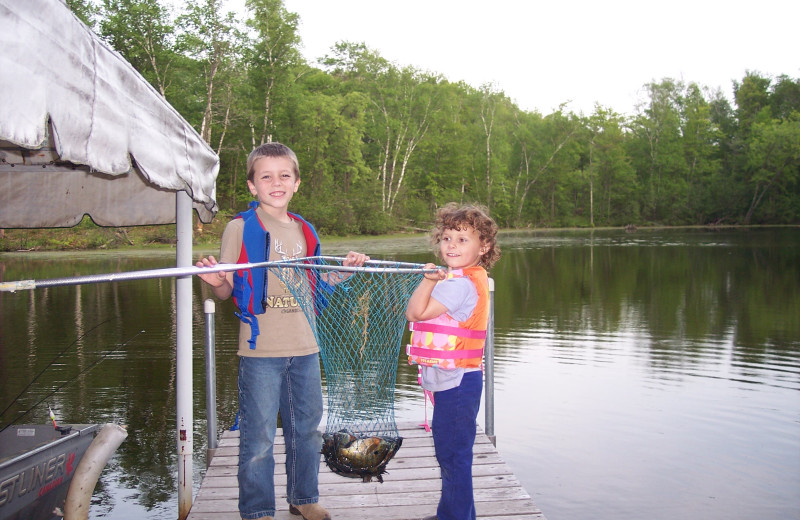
left=0, top=424, right=99, bottom=520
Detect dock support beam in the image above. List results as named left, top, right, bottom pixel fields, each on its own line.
left=176, top=190, right=193, bottom=520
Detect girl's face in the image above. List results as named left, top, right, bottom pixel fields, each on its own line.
left=439, top=225, right=486, bottom=270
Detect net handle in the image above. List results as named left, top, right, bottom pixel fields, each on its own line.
left=271, top=256, right=441, bottom=274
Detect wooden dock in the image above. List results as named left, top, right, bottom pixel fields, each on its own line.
left=187, top=421, right=546, bottom=520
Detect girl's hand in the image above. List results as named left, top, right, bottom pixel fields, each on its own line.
left=423, top=263, right=446, bottom=281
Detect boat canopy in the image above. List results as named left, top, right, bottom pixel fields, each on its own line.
left=0, top=0, right=219, bottom=228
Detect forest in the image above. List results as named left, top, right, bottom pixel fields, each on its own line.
left=68, top=0, right=800, bottom=235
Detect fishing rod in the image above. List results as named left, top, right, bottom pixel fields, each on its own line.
left=0, top=328, right=146, bottom=434
left=0, top=256, right=438, bottom=293
left=0, top=317, right=116, bottom=420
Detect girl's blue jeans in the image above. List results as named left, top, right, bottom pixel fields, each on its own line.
left=237, top=354, right=323, bottom=519
left=432, top=370, right=483, bottom=520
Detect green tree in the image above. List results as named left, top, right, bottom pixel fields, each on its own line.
left=540, top=110, right=582, bottom=225
left=680, top=83, right=722, bottom=222
left=479, top=88, right=515, bottom=219
left=734, top=71, right=773, bottom=132
left=323, top=42, right=440, bottom=216
left=408, top=81, right=484, bottom=224
left=743, top=115, right=800, bottom=223
left=586, top=105, right=636, bottom=225
left=509, top=106, right=578, bottom=225
left=67, top=0, right=99, bottom=27
left=731, top=72, right=800, bottom=224
left=628, top=79, right=689, bottom=223
left=769, top=75, right=800, bottom=120
left=100, top=0, right=176, bottom=96
left=176, top=0, right=242, bottom=146
left=285, top=83, right=374, bottom=233
left=704, top=89, right=743, bottom=223
left=244, top=0, right=302, bottom=145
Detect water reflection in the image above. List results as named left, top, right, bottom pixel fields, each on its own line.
left=492, top=228, right=800, bottom=393
left=0, top=228, right=798, bottom=520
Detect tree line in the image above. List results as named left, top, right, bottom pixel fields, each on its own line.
left=69, top=0, right=800, bottom=234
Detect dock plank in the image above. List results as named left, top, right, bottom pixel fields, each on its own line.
left=188, top=422, right=546, bottom=520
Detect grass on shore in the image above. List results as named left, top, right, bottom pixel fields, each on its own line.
left=3, top=214, right=786, bottom=254
left=0, top=213, right=426, bottom=253
left=0, top=215, right=228, bottom=252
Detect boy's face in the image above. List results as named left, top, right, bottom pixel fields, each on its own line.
left=247, top=156, right=300, bottom=214
left=438, top=225, right=486, bottom=271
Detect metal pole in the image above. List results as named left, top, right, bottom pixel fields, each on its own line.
left=176, top=191, right=193, bottom=520
left=204, top=299, right=218, bottom=467
left=484, top=277, right=496, bottom=446
left=0, top=258, right=438, bottom=293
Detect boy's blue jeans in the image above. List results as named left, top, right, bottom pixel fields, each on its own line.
left=237, top=354, right=323, bottom=520
left=431, top=370, right=483, bottom=520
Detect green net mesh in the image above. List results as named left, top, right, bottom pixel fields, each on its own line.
left=269, top=256, right=427, bottom=481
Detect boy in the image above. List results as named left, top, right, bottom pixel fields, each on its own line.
left=197, top=142, right=367, bottom=520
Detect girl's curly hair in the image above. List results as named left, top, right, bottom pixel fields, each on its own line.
left=430, top=203, right=501, bottom=269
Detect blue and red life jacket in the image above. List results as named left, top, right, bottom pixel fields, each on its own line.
left=231, top=201, right=323, bottom=349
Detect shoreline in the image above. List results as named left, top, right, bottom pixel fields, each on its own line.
left=1, top=223, right=797, bottom=255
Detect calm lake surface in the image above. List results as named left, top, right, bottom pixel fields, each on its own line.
left=1, top=228, right=798, bottom=520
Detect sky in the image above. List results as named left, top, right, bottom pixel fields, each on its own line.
left=238, top=0, right=798, bottom=116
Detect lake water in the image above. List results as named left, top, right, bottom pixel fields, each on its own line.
left=1, top=228, right=798, bottom=520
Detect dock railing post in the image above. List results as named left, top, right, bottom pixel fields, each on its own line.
left=204, top=299, right=218, bottom=467
left=485, top=277, right=496, bottom=446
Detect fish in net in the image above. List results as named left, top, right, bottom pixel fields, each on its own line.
left=269, top=256, right=429, bottom=482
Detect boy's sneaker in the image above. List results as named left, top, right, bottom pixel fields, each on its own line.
left=289, top=503, right=331, bottom=520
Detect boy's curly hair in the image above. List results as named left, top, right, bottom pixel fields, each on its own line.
left=430, top=203, right=501, bottom=269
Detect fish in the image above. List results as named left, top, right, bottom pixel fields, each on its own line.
left=321, top=430, right=403, bottom=483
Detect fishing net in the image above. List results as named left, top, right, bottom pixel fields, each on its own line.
left=269, top=256, right=427, bottom=481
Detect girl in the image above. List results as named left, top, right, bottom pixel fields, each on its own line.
left=405, top=203, right=501, bottom=520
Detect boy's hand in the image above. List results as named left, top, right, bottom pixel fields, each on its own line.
left=342, top=251, right=370, bottom=267
left=326, top=251, right=370, bottom=285
left=196, top=256, right=227, bottom=288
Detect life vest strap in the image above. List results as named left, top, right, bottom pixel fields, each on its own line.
left=409, top=321, right=487, bottom=340
left=235, top=310, right=260, bottom=349
left=406, top=345, right=484, bottom=360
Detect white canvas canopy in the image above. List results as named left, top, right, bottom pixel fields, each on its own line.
left=0, top=1, right=218, bottom=517
left=0, top=0, right=219, bottom=228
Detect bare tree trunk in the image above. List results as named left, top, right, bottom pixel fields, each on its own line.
left=744, top=174, right=779, bottom=225
left=136, top=33, right=170, bottom=97
left=260, top=77, right=274, bottom=145
left=216, top=83, right=233, bottom=155
left=513, top=128, right=575, bottom=222
left=480, top=94, right=496, bottom=209
left=378, top=108, right=391, bottom=212
left=200, top=60, right=220, bottom=144
left=589, top=137, right=595, bottom=227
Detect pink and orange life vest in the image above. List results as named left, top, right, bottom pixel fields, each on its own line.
left=406, top=266, right=489, bottom=369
